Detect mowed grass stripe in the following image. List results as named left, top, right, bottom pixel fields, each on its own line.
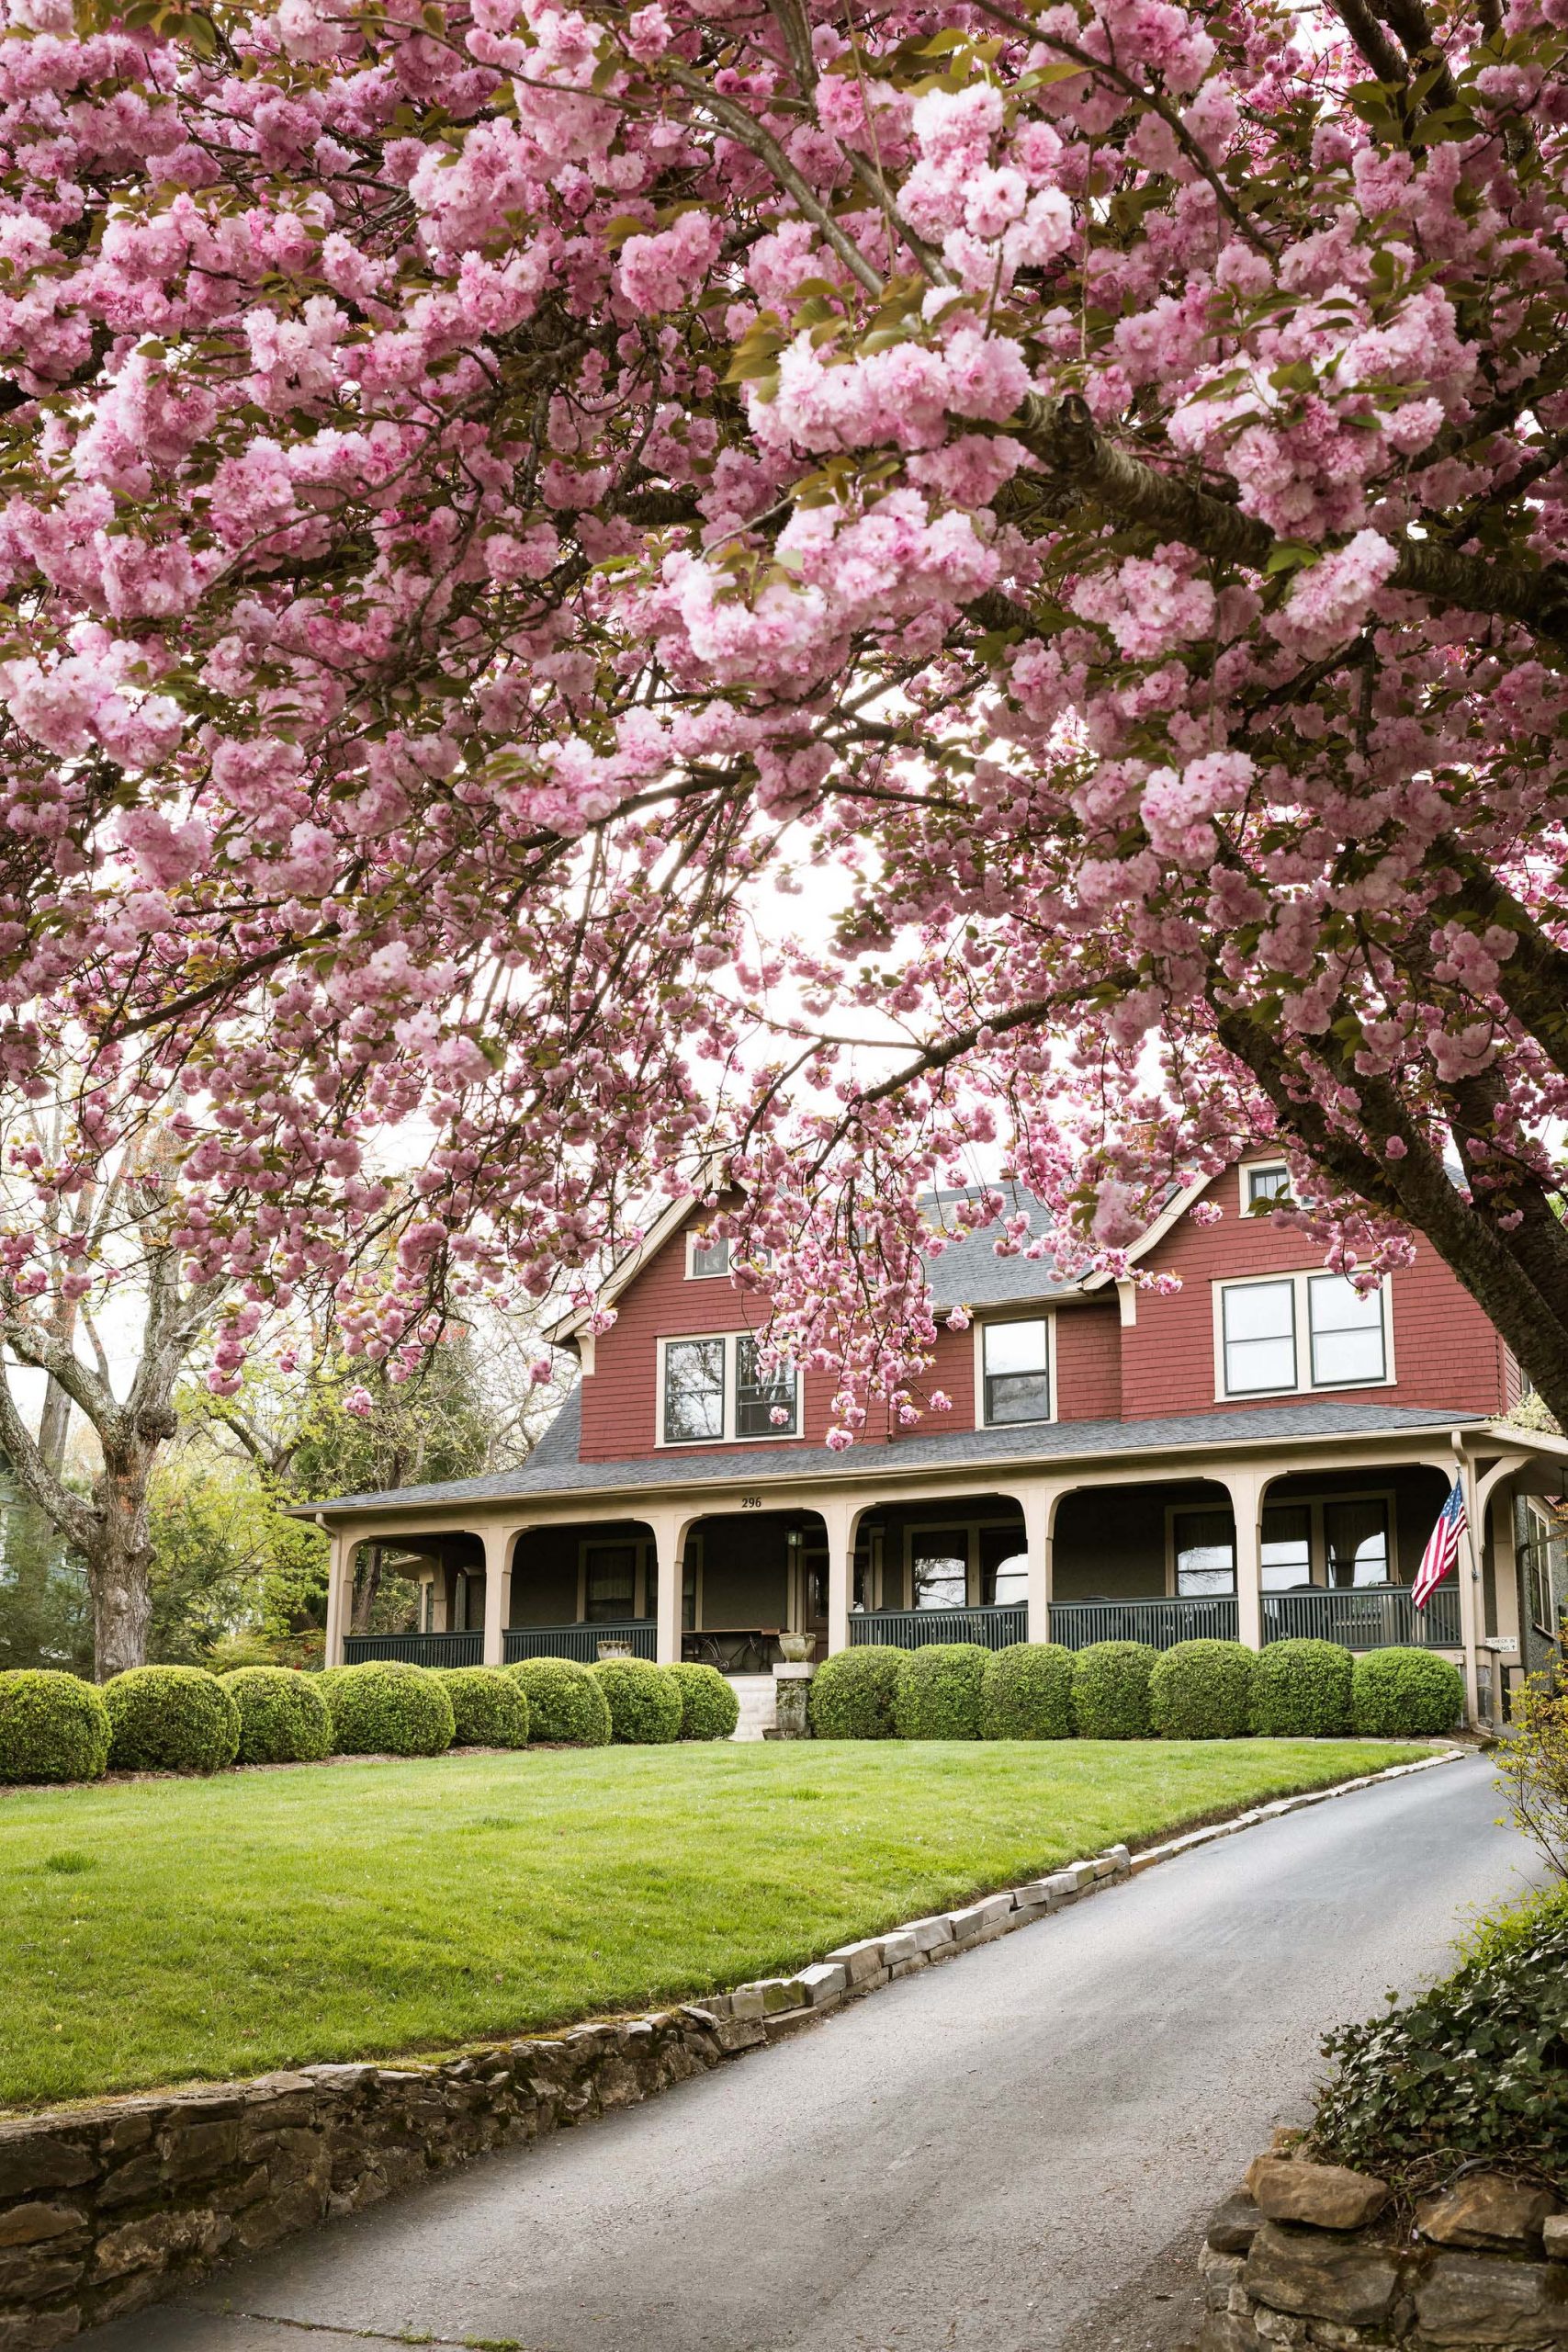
left=0, top=1736, right=1428, bottom=2109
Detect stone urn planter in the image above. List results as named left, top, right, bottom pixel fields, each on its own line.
left=778, top=1632, right=816, bottom=1664
left=595, top=1638, right=635, bottom=1661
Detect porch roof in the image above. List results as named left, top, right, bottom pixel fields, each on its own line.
left=298, top=1392, right=1537, bottom=1522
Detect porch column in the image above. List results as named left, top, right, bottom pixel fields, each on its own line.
left=649, top=1508, right=686, bottom=1665
left=480, top=1525, right=511, bottom=1668
left=322, top=1530, right=354, bottom=1667
left=1222, top=1467, right=1265, bottom=1650
left=818, top=1493, right=856, bottom=1657
left=1018, top=1483, right=1055, bottom=1645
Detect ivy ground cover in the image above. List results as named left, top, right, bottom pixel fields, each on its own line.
left=0, top=1738, right=1427, bottom=2109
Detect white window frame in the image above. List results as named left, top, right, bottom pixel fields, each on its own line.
left=1239, top=1158, right=1293, bottom=1214
left=972, top=1313, right=1056, bottom=1430
left=686, top=1230, right=732, bottom=1280
left=656, top=1331, right=802, bottom=1446
left=1212, top=1272, right=1394, bottom=1401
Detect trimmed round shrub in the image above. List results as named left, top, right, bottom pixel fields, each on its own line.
left=505, top=1656, right=611, bottom=1747
left=221, top=1666, right=333, bottom=1765
left=1351, top=1646, right=1464, bottom=1737
left=807, top=1645, right=902, bottom=1740
left=668, top=1661, right=739, bottom=1741
left=318, top=1660, right=454, bottom=1757
left=1149, top=1640, right=1257, bottom=1740
left=893, top=1643, right=988, bottom=1740
left=592, top=1656, right=683, bottom=1745
left=980, top=1644, right=1075, bottom=1740
left=1250, top=1637, right=1354, bottom=1736
left=439, top=1667, right=530, bottom=1749
left=1071, top=1641, right=1157, bottom=1739
left=104, top=1665, right=242, bottom=1775
left=0, top=1669, right=111, bottom=1784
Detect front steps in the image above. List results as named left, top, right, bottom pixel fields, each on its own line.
left=729, top=1674, right=777, bottom=1740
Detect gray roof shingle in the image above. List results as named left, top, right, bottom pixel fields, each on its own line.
left=306, top=1396, right=1482, bottom=1519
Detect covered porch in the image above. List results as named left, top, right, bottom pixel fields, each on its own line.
left=316, top=1415, right=1568, bottom=1727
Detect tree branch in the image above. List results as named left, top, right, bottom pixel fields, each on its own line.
left=0, top=1360, right=97, bottom=1555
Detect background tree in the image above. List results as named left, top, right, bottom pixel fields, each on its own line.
left=6, top=0, right=1568, bottom=1432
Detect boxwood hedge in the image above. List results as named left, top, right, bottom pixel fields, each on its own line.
left=318, top=1660, right=455, bottom=1757
left=979, top=1644, right=1075, bottom=1740
left=1071, top=1640, right=1156, bottom=1739
left=668, top=1661, right=739, bottom=1740
left=503, top=1657, right=611, bottom=1746
left=893, top=1643, right=987, bottom=1740
left=1351, top=1645, right=1463, bottom=1736
left=221, top=1666, right=333, bottom=1765
left=807, top=1645, right=902, bottom=1739
left=0, top=1669, right=111, bottom=1784
left=440, top=1667, right=530, bottom=1749
left=1149, top=1640, right=1256, bottom=1739
left=591, top=1656, right=683, bottom=1744
left=104, top=1665, right=242, bottom=1775
left=1250, top=1637, right=1354, bottom=1736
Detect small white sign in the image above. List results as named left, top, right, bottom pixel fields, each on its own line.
left=1483, top=1635, right=1519, bottom=1653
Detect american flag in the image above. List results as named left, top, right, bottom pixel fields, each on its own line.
left=1413, top=1478, right=1467, bottom=1609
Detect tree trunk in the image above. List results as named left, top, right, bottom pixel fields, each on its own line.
left=85, top=1444, right=157, bottom=1680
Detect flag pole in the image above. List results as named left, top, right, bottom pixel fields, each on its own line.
left=1450, top=1430, right=1483, bottom=1731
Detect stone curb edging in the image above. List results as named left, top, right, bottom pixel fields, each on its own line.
left=0, top=1746, right=1464, bottom=2346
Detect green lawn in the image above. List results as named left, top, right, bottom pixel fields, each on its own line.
left=0, top=1738, right=1430, bottom=2110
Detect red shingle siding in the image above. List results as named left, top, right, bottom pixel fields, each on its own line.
left=1121, top=1182, right=1511, bottom=1421
left=579, top=1216, right=840, bottom=1462
left=1057, top=1304, right=1122, bottom=1421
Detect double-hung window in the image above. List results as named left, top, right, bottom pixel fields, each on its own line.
left=688, top=1233, right=731, bottom=1279
left=1217, top=1272, right=1390, bottom=1398
left=980, top=1317, right=1052, bottom=1425
left=660, top=1333, right=798, bottom=1444
left=1244, top=1162, right=1292, bottom=1210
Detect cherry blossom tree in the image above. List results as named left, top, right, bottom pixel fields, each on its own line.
left=4, top=0, right=1568, bottom=1439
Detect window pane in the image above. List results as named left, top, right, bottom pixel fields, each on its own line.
left=735, top=1336, right=796, bottom=1437
left=980, top=1525, right=1029, bottom=1606
left=690, top=1235, right=730, bottom=1278
left=1325, top=1500, right=1389, bottom=1588
left=585, top=1544, right=637, bottom=1622
left=1308, top=1277, right=1385, bottom=1385
left=912, top=1544, right=967, bottom=1610
left=663, top=1338, right=726, bottom=1442
left=1261, top=1504, right=1312, bottom=1592
left=985, top=1370, right=1052, bottom=1425
left=984, top=1319, right=1048, bottom=1375
left=1176, top=1509, right=1235, bottom=1596
left=1247, top=1166, right=1292, bottom=1206
left=1223, top=1281, right=1295, bottom=1394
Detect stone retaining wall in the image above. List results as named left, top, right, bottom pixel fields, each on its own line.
left=1193, top=2145, right=1568, bottom=2347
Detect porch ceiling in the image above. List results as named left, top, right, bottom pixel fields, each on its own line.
left=296, top=1392, right=1553, bottom=1526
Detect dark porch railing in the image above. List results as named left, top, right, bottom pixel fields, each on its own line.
left=849, top=1603, right=1028, bottom=1652
left=1262, top=1584, right=1461, bottom=1651
left=342, top=1631, right=483, bottom=1667
left=503, top=1621, right=657, bottom=1664
left=1049, top=1595, right=1239, bottom=1652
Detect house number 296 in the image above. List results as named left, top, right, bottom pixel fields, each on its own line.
left=739, top=1495, right=762, bottom=1510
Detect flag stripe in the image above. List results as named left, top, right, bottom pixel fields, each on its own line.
left=1413, top=1478, right=1467, bottom=1609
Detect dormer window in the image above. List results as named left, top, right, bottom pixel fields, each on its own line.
left=1245, top=1163, right=1292, bottom=1210
left=980, top=1317, right=1053, bottom=1426
left=688, top=1233, right=731, bottom=1279
left=660, top=1332, right=799, bottom=1443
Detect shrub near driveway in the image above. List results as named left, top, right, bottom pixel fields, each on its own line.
left=222, top=1667, right=333, bottom=1765
left=1250, top=1637, right=1354, bottom=1737
left=592, top=1657, right=682, bottom=1744
left=105, top=1666, right=242, bottom=1775
left=808, top=1645, right=902, bottom=1739
left=1149, top=1640, right=1256, bottom=1739
left=440, top=1667, right=530, bottom=1749
left=668, top=1662, right=739, bottom=1741
left=1071, top=1641, right=1156, bottom=1739
left=894, top=1643, right=987, bottom=1739
left=1351, top=1646, right=1464, bottom=1737
left=0, top=1669, right=111, bottom=1783
left=980, top=1644, right=1075, bottom=1739
left=320, top=1661, right=455, bottom=1758
left=504, top=1657, right=611, bottom=1747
